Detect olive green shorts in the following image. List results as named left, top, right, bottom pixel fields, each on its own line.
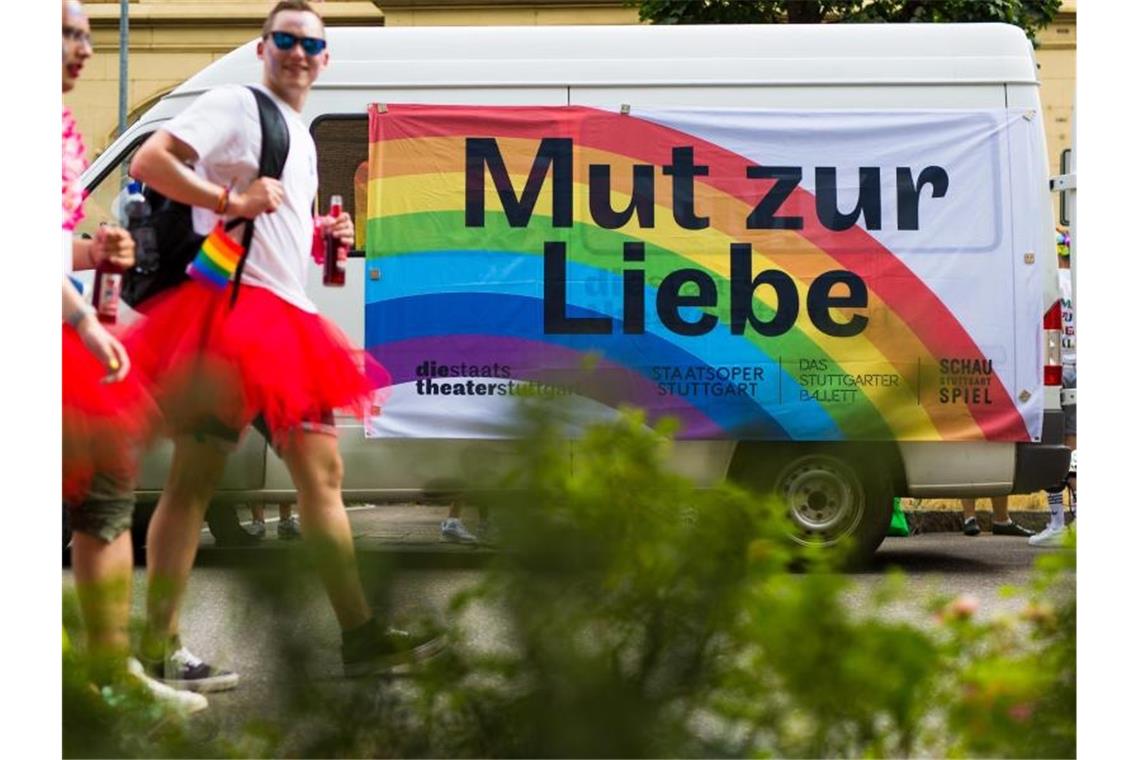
left=66, top=471, right=135, bottom=543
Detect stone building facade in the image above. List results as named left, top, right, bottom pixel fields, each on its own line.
left=68, top=0, right=1075, bottom=179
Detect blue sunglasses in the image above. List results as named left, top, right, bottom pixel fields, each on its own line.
left=269, top=31, right=327, bottom=55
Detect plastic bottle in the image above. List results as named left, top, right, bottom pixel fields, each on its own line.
left=91, top=225, right=122, bottom=324
left=323, top=194, right=347, bottom=287
left=121, top=180, right=159, bottom=275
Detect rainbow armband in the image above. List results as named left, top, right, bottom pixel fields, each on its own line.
left=188, top=221, right=244, bottom=289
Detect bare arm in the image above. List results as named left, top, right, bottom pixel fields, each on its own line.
left=129, top=129, right=282, bottom=218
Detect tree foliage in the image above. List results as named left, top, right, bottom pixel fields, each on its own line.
left=634, top=0, right=1063, bottom=44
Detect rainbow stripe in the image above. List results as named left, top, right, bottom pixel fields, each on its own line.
left=188, top=222, right=243, bottom=289
left=365, top=105, right=1041, bottom=442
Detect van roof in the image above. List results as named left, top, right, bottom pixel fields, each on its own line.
left=169, top=23, right=1037, bottom=96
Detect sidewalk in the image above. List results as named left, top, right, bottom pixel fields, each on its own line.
left=198, top=504, right=496, bottom=568
left=194, top=501, right=1068, bottom=567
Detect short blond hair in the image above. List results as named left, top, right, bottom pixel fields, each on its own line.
left=262, top=0, right=324, bottom=37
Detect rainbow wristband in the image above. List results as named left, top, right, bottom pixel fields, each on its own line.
left=187, top=221, right=243, bottom=289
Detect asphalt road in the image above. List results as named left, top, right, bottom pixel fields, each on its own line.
left=62, top=510, right=1074, bottom=753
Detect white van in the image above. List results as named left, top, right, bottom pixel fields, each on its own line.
left=76, top=23, right=1070, bottom=560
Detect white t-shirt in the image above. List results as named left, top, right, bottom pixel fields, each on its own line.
left=1058, top=267, right=1075, bottom=367
left=164, top=83, right=319, bottom=313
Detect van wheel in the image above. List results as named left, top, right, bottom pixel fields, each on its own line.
left=732, top=446, right=894, bottom=567
left=131, top=503, right=154, bottom=563
left=206, top=503, right=259, bottom=547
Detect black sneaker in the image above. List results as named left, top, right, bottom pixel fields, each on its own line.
left=141, top=639, right=240, bottom=693
left=341, top=618, right=447, bottom=677
left=992, top=520, right=1035, bottom=537
left=962, top=516, right=981, bottom=536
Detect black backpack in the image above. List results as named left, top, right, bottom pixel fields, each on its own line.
left=122, top=85, right=291, bottom=308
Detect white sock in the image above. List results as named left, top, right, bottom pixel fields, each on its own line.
left=1047, top=491, right=1065, bottom=531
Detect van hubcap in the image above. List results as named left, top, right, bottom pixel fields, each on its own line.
left=776, top=455, right=864, bottom=545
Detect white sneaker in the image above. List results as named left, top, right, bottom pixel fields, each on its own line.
left=1028, top=524, right=1069, bottom=547
left=245, top=519, right=266, bottom=540
left=440, top=517, right=478, bottom=544
left=277, top=514, right=302, bottom=540
left=126, top=658, right=209, bottom=714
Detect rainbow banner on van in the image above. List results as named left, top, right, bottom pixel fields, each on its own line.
left=363, top=105, right=1048, bottom=442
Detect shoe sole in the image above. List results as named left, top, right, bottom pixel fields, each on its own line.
left=160, top=672, right=241, bottom=693
left=441, top=532, right=477, bottom=544
left=127, top=660, right=212, bottom=713
left=343, top=636, right=448, bottom=678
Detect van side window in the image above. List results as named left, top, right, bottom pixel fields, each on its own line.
left=312, top=116, right=369, bottom=251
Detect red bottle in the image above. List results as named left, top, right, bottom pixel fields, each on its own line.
left=323, top=194, right=347, bottom=287
left=92, top=262, right=122, bottom=324
left=91, top=228, right=122, bottom=324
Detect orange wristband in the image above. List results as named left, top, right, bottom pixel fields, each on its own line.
left=214, top=186, right=230, bottom=214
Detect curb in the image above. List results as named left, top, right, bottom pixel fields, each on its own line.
left=903, top=510, right=1072, bottom=535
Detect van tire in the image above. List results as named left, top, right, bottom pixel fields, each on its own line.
left=730, top=445, right=894, bottom=567
left=206, top=503, right=259, bottom=547
left=131, top=503, right=154, bottom=563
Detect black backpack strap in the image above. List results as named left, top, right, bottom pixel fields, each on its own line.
left=229, top=85, right=292, bottom=308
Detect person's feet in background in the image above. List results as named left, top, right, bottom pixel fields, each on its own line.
left=1030, top=451, right=1075, bottom=547
left=277, top=513, right=302, bottom=540
left=245, top=502, right=300, bottom=540
left=961, top=495, right=1034, bottom=537
left=245, top=513, right=267, bottom=540
left=441, top=516, right=478, bottom=544
left=440, top=500, right=488, bottom=544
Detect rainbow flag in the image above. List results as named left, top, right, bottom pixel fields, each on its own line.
left=188, top=221, right=243, bottom=289
left=364, top=105, right=1048, bottom=442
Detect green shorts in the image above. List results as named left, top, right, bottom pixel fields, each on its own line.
left=66, top=470, right=135, bottom=543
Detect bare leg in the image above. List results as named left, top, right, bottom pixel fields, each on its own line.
left=143, top=436, right=227, bottom=650
left=250, top=502, right=265, bottom=523
left=279, top=503, right=293, bottom=521
left=72, top=530, right=133, bottom=674
left=991, top=495, right=1011, bottom=523
left=961, top=498, right=977, bottom=520
left=282, top=432, right=371, bottom=631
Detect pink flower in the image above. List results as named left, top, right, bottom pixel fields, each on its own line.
left=1007, top=701, right=1035, bottom=723
left=939, top=594, right=980, bottom=622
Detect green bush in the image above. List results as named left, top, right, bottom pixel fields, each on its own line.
left=62, top=403, right=1075, bottom=758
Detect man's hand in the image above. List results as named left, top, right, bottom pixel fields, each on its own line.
left=92, top=226, right=136, bottom=269
left=75, top=314, right=131, bottom=383
left=321, top=211, right=355, bottom=253
left=229, top=178, right=285, bottom=217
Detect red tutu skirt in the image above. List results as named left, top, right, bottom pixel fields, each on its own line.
left=123, top=279, right=389, bottom=447
left=62, top=325, right=156, bottom=503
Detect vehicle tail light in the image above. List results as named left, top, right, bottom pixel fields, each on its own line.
left=1044, top=300, right=1062, bottom=386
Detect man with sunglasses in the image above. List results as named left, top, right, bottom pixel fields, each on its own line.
left=126, top=0, right=441, bottom=692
